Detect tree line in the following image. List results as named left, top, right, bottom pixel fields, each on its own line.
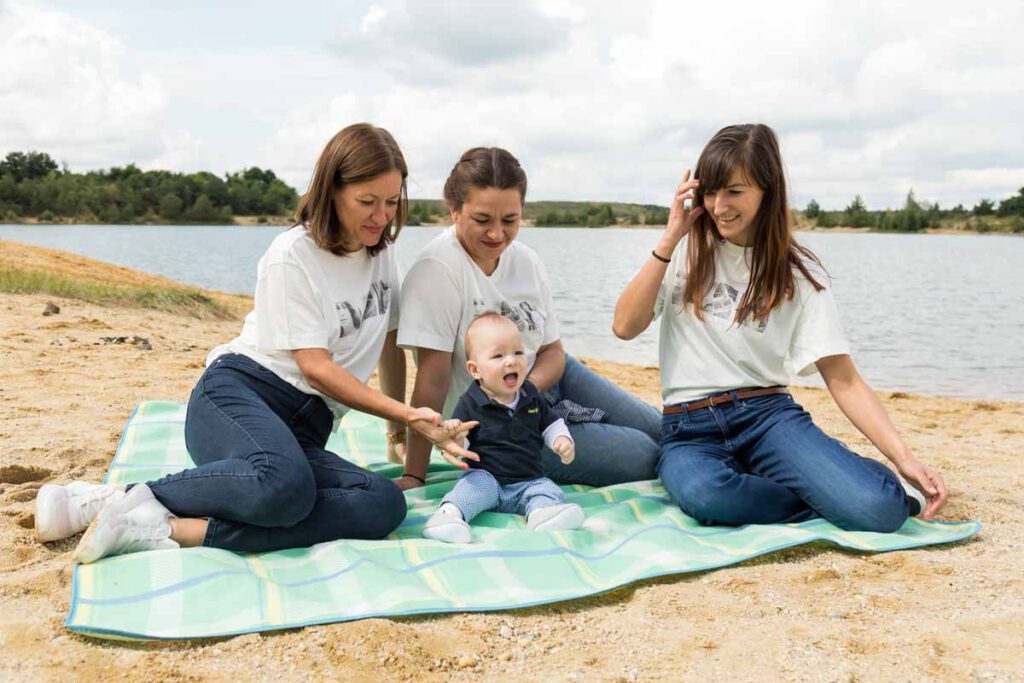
left=0, top=151, right=297, bottom=224
left=804, top=189, right=1024, bottom=233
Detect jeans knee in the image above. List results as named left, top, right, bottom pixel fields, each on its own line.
left=248, top=461, right=317, bottom=527
left=362, top=477, right=408, bottom=538
left=832, top=496, right=908, bottom=533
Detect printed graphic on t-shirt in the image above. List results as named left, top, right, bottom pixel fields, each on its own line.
left=701, top=282, right=768, bottom=333
left=470, top=299, right=542, bottom=332
left=336, top=280, right=391, bottom=338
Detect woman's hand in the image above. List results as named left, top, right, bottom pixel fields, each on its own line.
left=406, top=408, right=480, bottom=468
left=896, top=457, right=948, bottom=519
left=661, top=169, right=703, bottom=251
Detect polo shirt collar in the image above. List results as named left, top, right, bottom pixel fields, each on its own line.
left=467, top=380, right=527, bottom=409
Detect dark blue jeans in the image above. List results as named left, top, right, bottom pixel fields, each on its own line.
left=657, top=392, right=912, bottom=532
left=147, top=354, right=407, bottom=552
left=540, top=355, right=661, bottom=487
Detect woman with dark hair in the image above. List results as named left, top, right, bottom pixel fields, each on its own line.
left=396, top=147, right=661, bottom=491
left=614, top=123, right=948, bottom=531
left=36, top=123, right=474, bottom=561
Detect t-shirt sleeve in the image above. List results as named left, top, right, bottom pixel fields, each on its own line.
left=397, top=257, right=462, bottom=352
left=255, top=260, right=331, bottom=351
left=788, top=285, right=850, bottom=376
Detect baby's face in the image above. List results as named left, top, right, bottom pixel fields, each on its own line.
left=467, top=320, right=528, bottom=400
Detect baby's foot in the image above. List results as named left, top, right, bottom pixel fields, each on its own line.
left=526, top=503, right=585, bottom=531
left=422, top=503, right=472, bottom=543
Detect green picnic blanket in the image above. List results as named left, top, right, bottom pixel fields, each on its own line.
left=67, top=401, right=980, bottom=640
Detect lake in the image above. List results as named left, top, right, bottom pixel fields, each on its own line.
left=2, top=224, right=1023, bottom=401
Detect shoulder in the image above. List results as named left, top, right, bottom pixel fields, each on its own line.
left=263, top=225, right=319, bottom=266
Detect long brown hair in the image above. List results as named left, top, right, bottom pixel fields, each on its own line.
left=686, top=123, right=825, bottom=323
left=295, top=123, right=408, bottom=256
left=443, top=147, right=528, bottom=210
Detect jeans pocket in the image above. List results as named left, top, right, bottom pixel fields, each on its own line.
left=738, top=393, right=792, bottom=411
left=660, top=415, right=684, bottom=443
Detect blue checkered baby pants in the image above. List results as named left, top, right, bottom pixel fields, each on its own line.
left=441, top=469, right=565, bottom=522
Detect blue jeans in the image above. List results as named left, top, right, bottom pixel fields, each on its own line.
left=442, top=469, right=564, bottom=521
left=540, top=355, right=661, bottom=487
left=147, top=354, right=407, bottom=552
left=657, top=392, right=912, bottom=532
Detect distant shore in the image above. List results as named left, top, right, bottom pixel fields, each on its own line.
left=2, top=216, right=1020, bottom=236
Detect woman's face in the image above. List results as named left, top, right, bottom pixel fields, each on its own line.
left=702, top=167, right=765, bottom=247
left=451, top=186, right=522, bottom=274
left=333, top=170, right=403, bottom=251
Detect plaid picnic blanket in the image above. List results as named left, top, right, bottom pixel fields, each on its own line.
left=66, top=401, right=980, bottom=640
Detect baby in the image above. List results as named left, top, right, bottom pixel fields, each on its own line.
left=422, top=312, right=584, bottom=543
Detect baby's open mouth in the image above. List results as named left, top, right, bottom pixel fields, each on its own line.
left=503, top=372, right=519, bottom=386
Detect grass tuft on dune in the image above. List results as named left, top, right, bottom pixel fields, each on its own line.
left=0, top=239, right=247, bottom=319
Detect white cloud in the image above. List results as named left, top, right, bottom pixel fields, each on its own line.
left=0, top=0, right=169, bottom=169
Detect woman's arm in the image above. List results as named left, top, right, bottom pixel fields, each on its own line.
left=400, top=347, right=460, bottom=489
left=377, top=330, right=407, bottom=461
left=816, top=354, right=948, bottom=518
left=613, top=170, right=702, bottom=340
left=526, top=339, right=566, bottom=392
left=292, top=347, right=476, bottom=468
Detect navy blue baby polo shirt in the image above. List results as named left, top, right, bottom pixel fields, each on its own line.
left=450, top=380, right=560, bottom=485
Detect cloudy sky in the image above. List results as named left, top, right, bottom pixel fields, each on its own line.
left=2, top=0, right=1022, bottom=210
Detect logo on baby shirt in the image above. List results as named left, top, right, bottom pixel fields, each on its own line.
left=336, top=280, right=391, bottom=338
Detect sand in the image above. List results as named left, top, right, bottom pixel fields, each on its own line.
left=1, top=245, right=1021, bottom=681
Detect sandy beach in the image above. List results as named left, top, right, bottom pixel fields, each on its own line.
left=1, top=243, right=1021, bottom=681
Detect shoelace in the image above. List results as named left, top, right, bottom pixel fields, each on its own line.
left=72, top=489, right=112, bottom=526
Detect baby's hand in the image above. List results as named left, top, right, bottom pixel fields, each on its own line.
left=441, top=418, right=462, bottom=434
left=553, top=436, right=575, bottom=464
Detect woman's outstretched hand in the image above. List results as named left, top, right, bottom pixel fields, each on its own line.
left=406, top=408, right=479, bottom=469
left=897, top=458, right=948, bottom=519
left=663, top=169, right=704, bottom=248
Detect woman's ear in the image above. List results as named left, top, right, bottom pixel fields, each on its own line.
left=449, top=203, right=460, bottom=225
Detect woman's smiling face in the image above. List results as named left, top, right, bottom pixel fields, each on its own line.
left=451, top=186, right=522, bottom=274
left=702, top=167, right=765, bottom=246
left=333, top=170, right=403, bottom=251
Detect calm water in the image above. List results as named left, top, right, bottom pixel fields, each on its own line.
left=3, top=224, right=1023, bottom=400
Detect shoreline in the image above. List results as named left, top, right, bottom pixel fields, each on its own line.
left=3, top=218, right=1021, bottom=237
left=0, top=245, right=1021, bottom=680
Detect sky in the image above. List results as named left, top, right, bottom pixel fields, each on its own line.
left=1, top=0, right=1022, bottom=210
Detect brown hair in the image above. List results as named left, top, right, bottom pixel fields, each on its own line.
left=464, top=311, right=519, bottom=359
left=443, top=147, right=527, bottom=211
left=686, top=123, right=826, bottom=324
left=294, top=123, right=408, bottom=257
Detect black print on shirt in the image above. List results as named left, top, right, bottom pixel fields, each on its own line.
left=336, top=280, right=391, bottom=338
left=699, top=282, right=768, bottom=333
left=469, top=299, right=542, bottom=332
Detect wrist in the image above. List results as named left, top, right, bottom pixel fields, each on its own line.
left=401, top=472, right=425, bottom=485
left=655, top=236, right=680, bottom=258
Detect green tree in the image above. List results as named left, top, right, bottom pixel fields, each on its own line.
left=973, top=199, right=995, bottom=216
left=187, top=194, right=219, bottom=222
left=844, top=195, right=872, bottom=228
left=997, top=187, right=1024, bottom=216
left=159, top=193, right=183, bottom=220
left=0, top=151, right=59, bottom=182
left=805, top=199, right=821, bottom=219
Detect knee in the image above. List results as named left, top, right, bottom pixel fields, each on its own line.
left=831, top=494, right=908, bottom=533
left=658, top=460, right=744, bottom=526
left=248, top=459, right=318, bottom=527
left=360, top=476, right=408, bottom=538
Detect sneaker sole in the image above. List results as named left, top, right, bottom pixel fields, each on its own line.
left=35, top=484, right=70, bottom=542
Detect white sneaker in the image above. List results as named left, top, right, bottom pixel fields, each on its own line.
left=422, top=506, right=472, bottom=544
left=35, top=481, right=125, bottom=542
left=526, top=503, right=585, bottom=531
left=902, top=479, right=927, bottom=517
left=74, top=484, right=178, bottom=564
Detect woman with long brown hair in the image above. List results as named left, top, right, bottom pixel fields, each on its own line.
left=36, top=123, right=474, bottom=561
left=613, top=123, right=947, bottom=531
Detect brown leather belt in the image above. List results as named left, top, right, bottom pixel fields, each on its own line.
left=663, top=386, right=789, bottom=414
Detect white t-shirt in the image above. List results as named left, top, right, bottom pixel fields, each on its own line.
left=208, top=225, right=401, bottom=425
left=654, top=236, right=848, bottom=406
left=398, top=227, right=560, bottom=417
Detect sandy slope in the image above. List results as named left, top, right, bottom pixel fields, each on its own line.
left=0, top=245, right=1021, bottom=681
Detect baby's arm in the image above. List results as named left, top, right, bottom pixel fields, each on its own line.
left=542, top=419, right=574, bottom=464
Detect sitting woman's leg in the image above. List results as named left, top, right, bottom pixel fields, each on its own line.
left=742, top=398, right=911, bottom=533
left=204, top=445, right=408, bottom=552
left=147, top=358, right=319, bottom=529
left=541, top=354, right=661, bottom=486
left=658, top=424, right=816, bottom=526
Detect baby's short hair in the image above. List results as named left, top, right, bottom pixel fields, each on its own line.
left=464, top=311, right=519, bottom=358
